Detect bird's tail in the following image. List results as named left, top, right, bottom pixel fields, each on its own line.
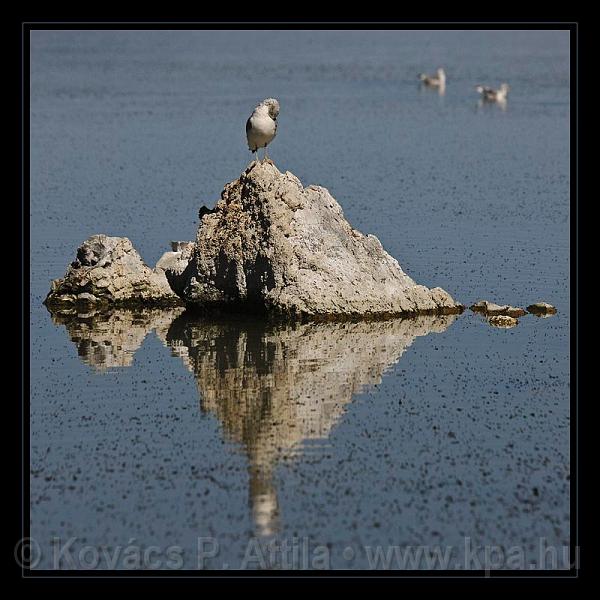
left=418, top=73, right=427, bottom=81
left=475, top=85, right=484, bottom=94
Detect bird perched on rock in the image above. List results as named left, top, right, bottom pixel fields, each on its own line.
left=418, top=68, right=446, bottom=88
left=475, top=83, right=510, bottom=103
left=246, top=98, right=279, bottom=162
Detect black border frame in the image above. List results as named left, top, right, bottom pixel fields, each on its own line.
left=16, top=19, right=579, bottom=580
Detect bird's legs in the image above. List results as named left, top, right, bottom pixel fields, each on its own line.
left=264, top=145, right=269, bottom=163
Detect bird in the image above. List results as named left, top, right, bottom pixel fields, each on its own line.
left=246, top=98, right=280, bottom=163
left=418, top=68, right=446, bottom=88
left=475, top=83, right=510, bottom=103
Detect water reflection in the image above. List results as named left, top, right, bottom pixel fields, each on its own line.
left=476, top=97, right=508, bottom=112
left=165, top=312, right=457, bottom=536
left=419, top=81, right=446, bottom=97
left=49, top=307, right=184, bottom=371
left=49, top=308, right=457, bottom=536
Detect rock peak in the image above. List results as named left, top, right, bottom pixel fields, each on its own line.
left=165, top=163, right=462, bottom=319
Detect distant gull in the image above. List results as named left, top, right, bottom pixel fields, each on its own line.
left=475, top=83, right=510, bottom=103
left=246, top=98, right=280, bottom=162
left=418, top=68, right=446, bottom=88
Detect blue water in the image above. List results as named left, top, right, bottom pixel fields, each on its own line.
left=29, top=29, right=570, bottom=571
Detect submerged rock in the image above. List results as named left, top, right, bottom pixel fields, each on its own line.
left=470, top=300, right=526, bottom=318
left=527, top=302, right=557, bottom=316
left=44, top=235, right=182, bottom=310
left=488, top=315, right=519, bottom=328
left=165, top=161, right=463, bottom=319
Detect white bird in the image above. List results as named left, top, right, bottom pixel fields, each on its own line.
left=418, top=68, right=446, bottom=88
left=246, top=98, right=279, bottom=162
left=475, top=83, right=510, bottom=103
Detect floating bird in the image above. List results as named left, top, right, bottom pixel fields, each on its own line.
left=246, top=98, right=279, bottom=162
left=418, top=68, right=446, bottom=88
left=475, top=83, right=510, bottom=103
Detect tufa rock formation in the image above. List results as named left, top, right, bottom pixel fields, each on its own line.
left=470, top=300, right=526, bottom=318
left=44, top=235, right=183, bottom=310
left=165, top=161, right=463, bottom=319
left=527, top=302, right=557, bottom=316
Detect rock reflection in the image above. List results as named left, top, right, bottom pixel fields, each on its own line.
left=49, top=307, right=184, bottom=371
left=165, top=313, right=457, bottom=536
left=48, top=307, right=457, bottom=536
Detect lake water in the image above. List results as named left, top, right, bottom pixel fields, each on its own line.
left=29, top=29, right=570, bottom=571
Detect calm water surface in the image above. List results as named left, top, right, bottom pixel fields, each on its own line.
left=30, top=30, right=570, bottom=570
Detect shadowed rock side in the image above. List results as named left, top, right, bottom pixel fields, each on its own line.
left=45, top=235, right=183, bottom=310
left=165, top=161, right=463, bottom=319
left=165, top=312, right=457, bottom=536
left=49, top=307, right=184, bottom=371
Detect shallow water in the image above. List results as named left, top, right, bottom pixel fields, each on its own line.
left=29, top=29, right=570, bottom=570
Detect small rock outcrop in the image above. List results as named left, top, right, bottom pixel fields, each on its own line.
left=470, top=300, right=526, bottom=318
left=44, top=235, right=182, bottom=310
left=165, top=161, right=463, bottom=319
left=527, top=302, right=557, bottom=316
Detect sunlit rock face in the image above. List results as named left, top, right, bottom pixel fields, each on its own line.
left=165, top=161, right=463, bottom=319
left=49, top=307, right=184, bottom=371
left=165, top=313, right=457, bottom=536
